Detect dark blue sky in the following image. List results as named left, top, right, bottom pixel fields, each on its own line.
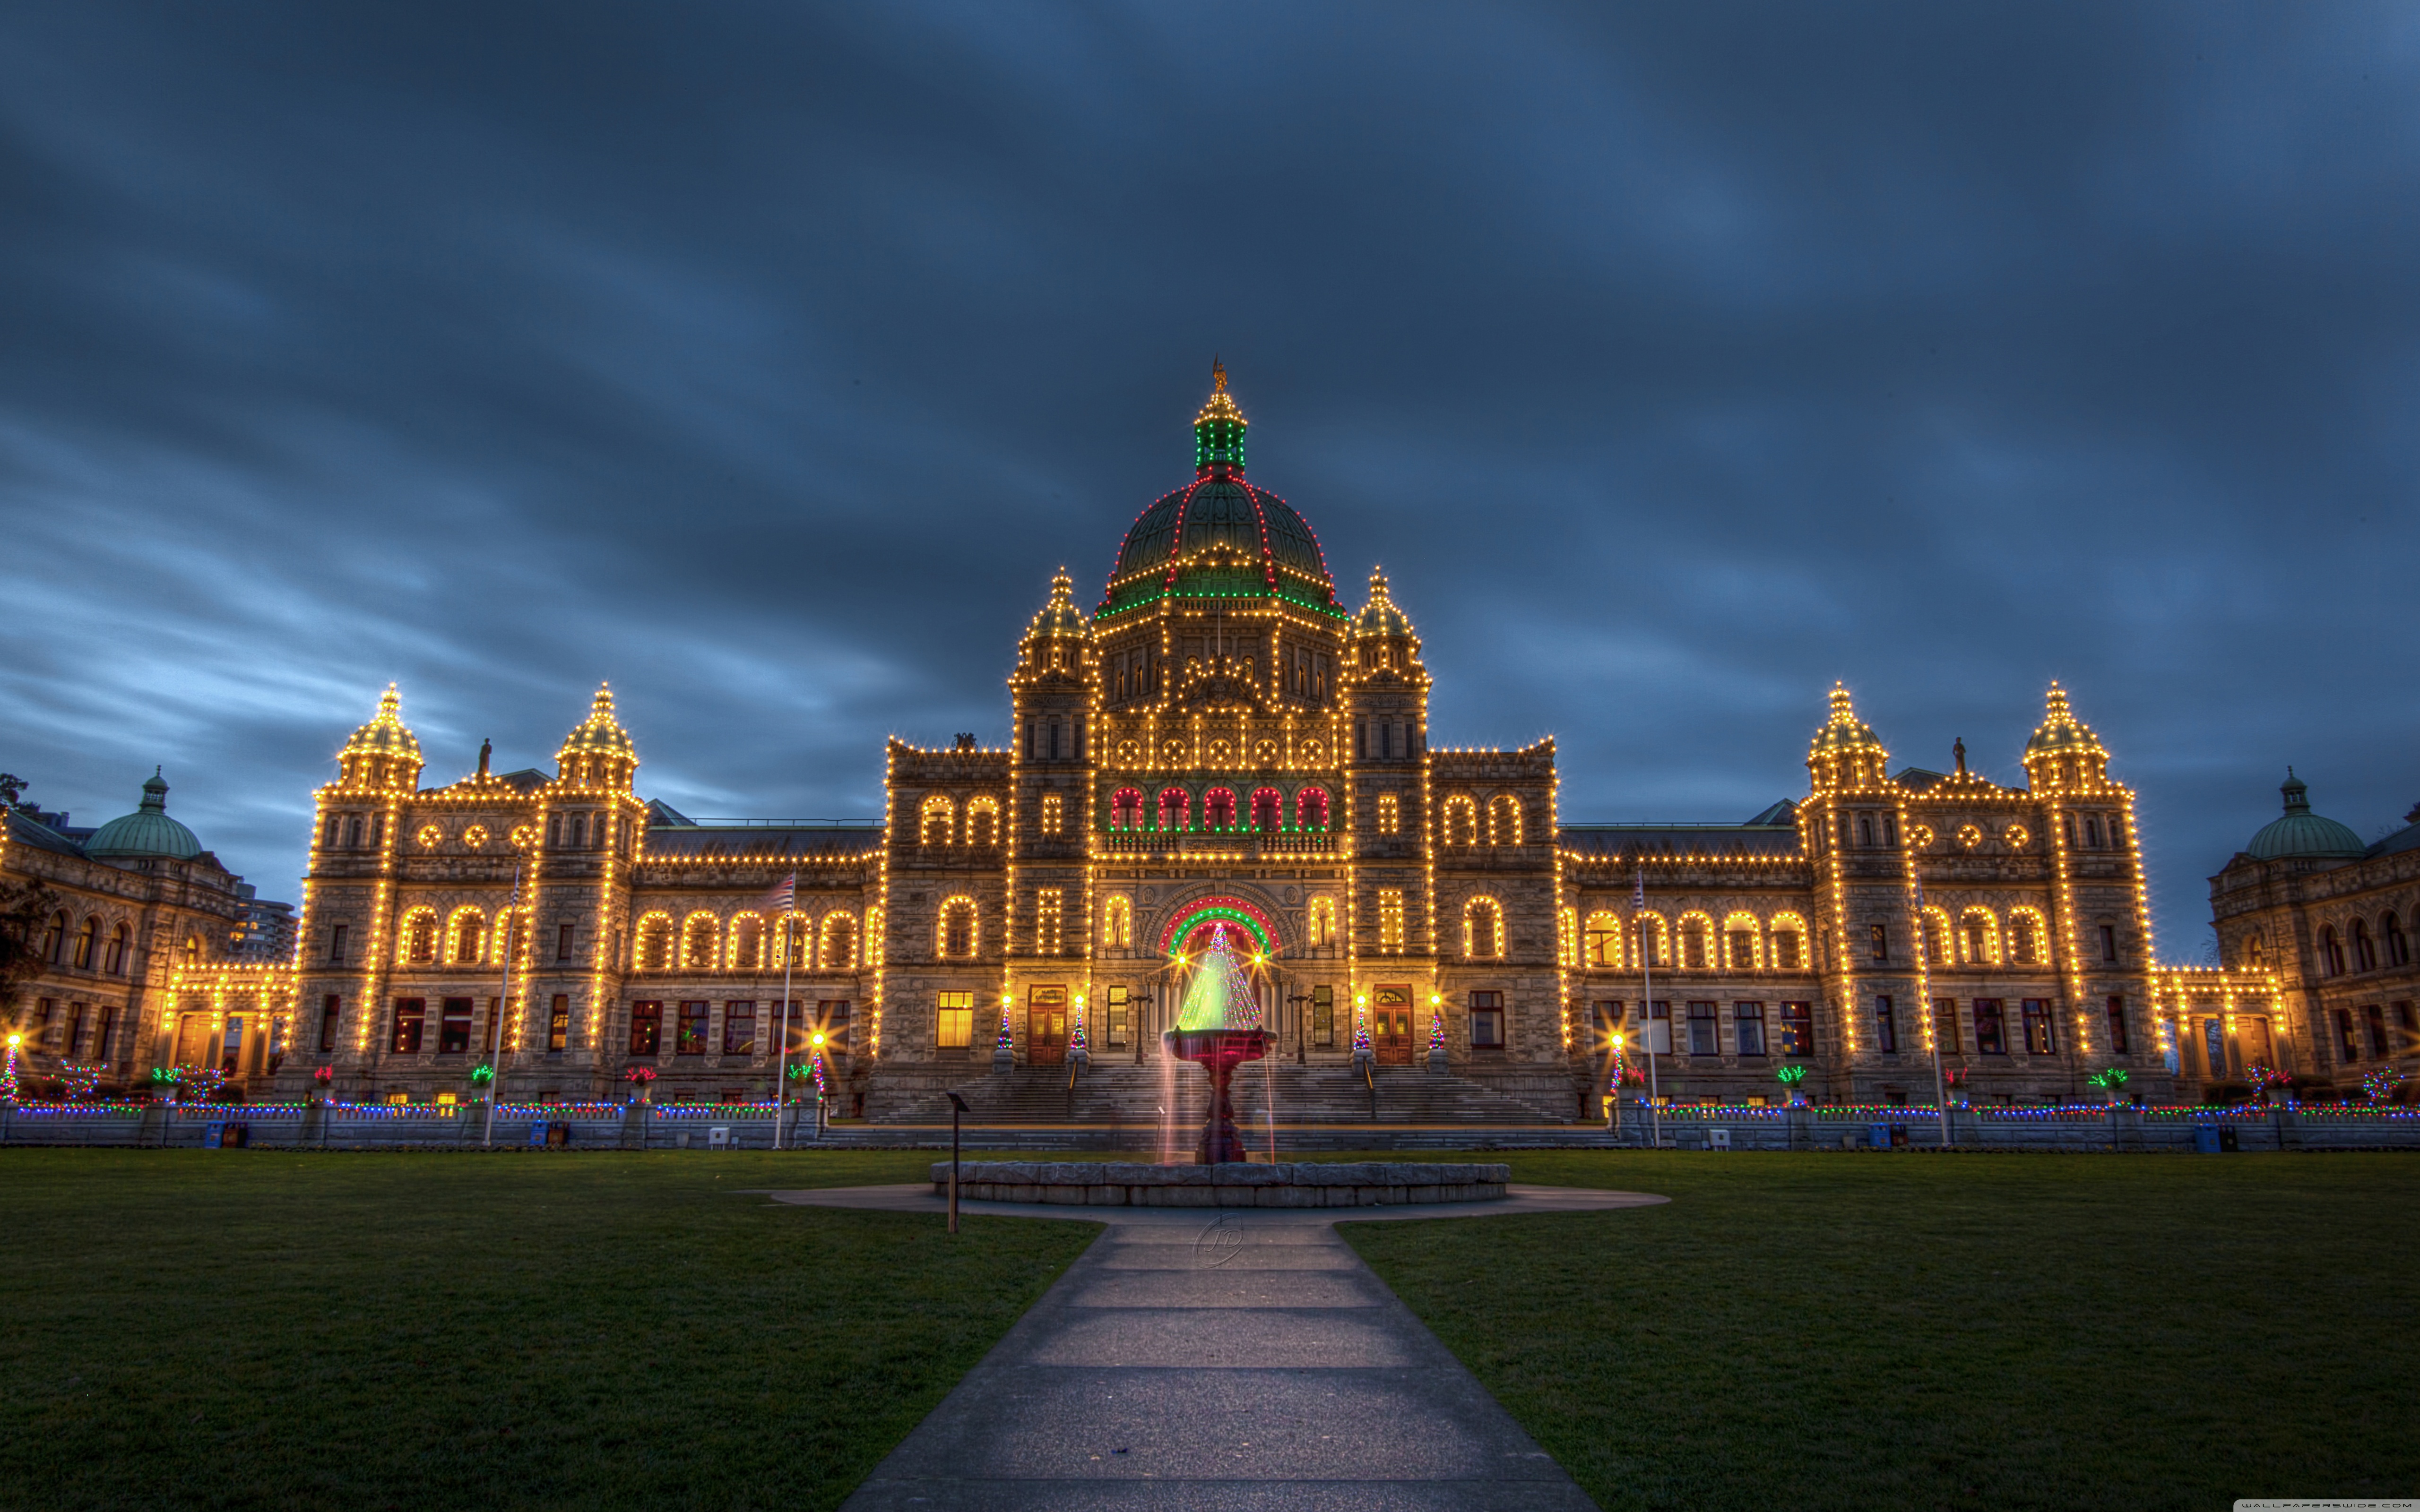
left=3, top=3, right=2415, bottom=956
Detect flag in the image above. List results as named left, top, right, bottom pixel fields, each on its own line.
left=767, top=871, right=796, bottom=913
left=1631, top=867, right=1645, bottom=910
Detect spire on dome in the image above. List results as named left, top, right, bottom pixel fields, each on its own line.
left=1194, top=359, right=1247, bottom=473
left=1354, top=564, right=1415, bottom=640
left=1025, top=566, right=1092, bottom=642
left=557, top=682, right=638, bottom=788
left=2022, top=681, right=2108, bottom=785
left=1806, top=681, right=1889, bottom=793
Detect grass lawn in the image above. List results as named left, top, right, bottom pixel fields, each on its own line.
left=1340, top=1151, right=2420, bottom=1512
left=0, top=1150, right=1097, bottom=1512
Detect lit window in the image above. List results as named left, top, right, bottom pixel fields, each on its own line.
left=936, top=990, right=974, bottom=1049
left=1376, top=794, right=1399, bottom=834
left=1037, top=890, right=1063, bottom=955
left=1378, top=890, right=1405, bottom=953
left=1039, top=794, right=1063, bottom=835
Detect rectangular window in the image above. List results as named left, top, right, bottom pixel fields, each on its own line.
left=320, top=994, right=342, bottom=1053
left=2202, top=1017, right=2228, bottom=1077
left=220, top=1015, right=244, bottom=1073
left=1591, top=1001, right=1623, bottom=1054
left=2100, top=924, right=2118, bottom=962
left=1869, top=924, right=1889, bottom=962
left=628, top=1000, right=663, bottom=1057
left=821, top=1002, right=853, bottom=1057
left=1040, top=793, right=1063, bottom=834
left=557, top=923, right=575, bottom=962
left=723, top=1001, right=756, bottom=1055
left=1314, top=984, right=1334, bottom=1048
left=2021, top=999, right=2054, bottom=1056
left=2105, top=996, right=2129, bottom=1055
left=937, top=990, right=974, bottom=1050
left=1378, top=890, right=1405, bottom=952
left=438, top=997, right=474, bottom=1054
left=1779, top=1002, right=1812, bottom=1058
left=1734, top=1002, right=1766, bottom=1056
left=1932, top=998, right=1958, bottom=1055
left=1638, top=1000, right=1673, bottom=1055
left=391, top=997, right=426, bottom=1054
left=1107, top=985, right=1130, bottom=1048
left=1974, top=999, right=2007, bottom=1056
left=2361, top=1004, right=2388, bottom=1057
left=1377, top=794, right=1400, bottom=834
left=328, top=924, right=348, bottom=965
left=1686, top=1001, right=1719, bottom=1056
left=548, top=994, right=571, bottom=1052
left=1469, top=990, right=1503, bottom=1049
left=677, top=1001, right=710, bottom=1055
left=1037, top=889, right=1063, bottom=955
left=1874, top=995, right=1897, bottom=1053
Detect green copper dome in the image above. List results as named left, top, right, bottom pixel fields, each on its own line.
left=2246, top=769, right=2365, bottom=861
left=85, top=768, right=204, bottom=861
left=1098, top=365, right=1340, bottom=619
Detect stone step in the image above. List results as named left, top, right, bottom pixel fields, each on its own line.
left=874, top=1060, right=1573, bottom=1127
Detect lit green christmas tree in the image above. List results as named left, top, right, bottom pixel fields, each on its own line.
left=1174, top=926, right=1262, bottom=1031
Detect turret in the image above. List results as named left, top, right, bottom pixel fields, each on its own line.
left=337, top=685, right=424, bottom=793
left=556, top=684, right=638, bottom=793
left=2022, top=683, right=2110, bottom=793
left=1806, top=682, right=1890, bottom=796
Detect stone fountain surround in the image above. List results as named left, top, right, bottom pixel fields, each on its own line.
left=932, top=1159, right=1509, bottom=1207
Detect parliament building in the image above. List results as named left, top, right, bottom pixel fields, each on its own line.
left=11, top=370, right=2411, bottom=1121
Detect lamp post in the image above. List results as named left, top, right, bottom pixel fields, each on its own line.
left=946, top=1090, right=969, bottom=1233
left=1287, top=992, right=1311, bottom=1064
left=1608, top=1030, right=1624, bottom=1134
left=809, top=1029, right=828, bottom=1141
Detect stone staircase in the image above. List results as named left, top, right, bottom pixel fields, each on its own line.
left=871, top=1058, right=1574, bottom=1134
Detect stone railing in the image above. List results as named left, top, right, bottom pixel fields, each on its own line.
left=0, top=1100, right=820, bottom=1151
left=1611, top=1101, right=2420, bottom=1151
left=1098, top=831, right=1337, bottom=857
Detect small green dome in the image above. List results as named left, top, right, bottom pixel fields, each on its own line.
left=2247, top=769, right=2364, bottom=861
left=85, top=768, right=203, bottom=861
left=1353, top=566, right=1414, bottom=639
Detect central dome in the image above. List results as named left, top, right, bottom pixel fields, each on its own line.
left=1098, top=364, right=1339, bottom=619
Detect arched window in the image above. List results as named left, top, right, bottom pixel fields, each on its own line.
left=2386, top=914, right=2410, bottom=968
left=104, top=923, right=130, bottom=975
left=1159, top=788, right=1190, bottom=831
left=1296, top=788, right=1330, bottom=829
left=919, top=795, right=955, bottom=847
left=73, top=916, right=98, bottom=970
left=2244, top=933, right=2265, bottom=969
left=968, top=796, right=1001, bottom=846
left=1443, top=795, right=1478, bottom=846
left=636, top=913, right=673, bottom=971
left=682, top=912, right=719, bottom=970
left=402, top=910, right=438, bottom=965
left=449, top=908, right=486, bottom=965
left=775, top=914, right=805, bottom=969
left=1204, top=788, right=1237, bottom=828
left=1463, top=898, right=1503, bottom=959
left=1585, top=911, right=1623, bottom=968
left=1112, top=788, right=1143, bottom=829
left=346, top=817, right=363, bottom=848
left=1102, top=895, right=1132, bottom=949
left=2352, top=919, right=2377, bottom=972
left=1633, top=912, right=1668, bottom=968
left=864, top=906, right=884, bottom=968
left=1678, top=913, right=1711, bottom=970
left=820, top=912, right=858, bottom=971
left=1960, top=908, right=1999, bottom=965
left=1309, top=897, right=1337, bottom=946
left=2320, top=925, right=2344, bottom=977
left=570, top=814, right=587, bottom=849
left=729, top=913, right=764, bottom=971
left=938, top=897, right=977, bottom=958
left=2008, top=910, right=2043, bottom=966
left=43, top=911, right=67, bottom=963
left=1770, top=913, right=1807, bottom=971
left=1722, top=912, right=1762, bottom=970
left=1487, top=795, right=1523, bottom=846
left=1918, top=907, right=1951, bottom=967
left=1251, top=788, right=1283, bottom=831
left=1557, top=906, right=1577, bottom=967
left=182, top=934, right=200, bottom=966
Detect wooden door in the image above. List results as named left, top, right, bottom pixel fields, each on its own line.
left=1028, top=987, right=1067, bottom=1066
left=1373, top=985, right=1414, bottom=1065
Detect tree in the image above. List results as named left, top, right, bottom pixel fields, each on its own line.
left=0, top=774, right=25, bottom=807
left=2407, top=799, right=2420, bottom=827
left=0, top=875, right=63, bottom=1024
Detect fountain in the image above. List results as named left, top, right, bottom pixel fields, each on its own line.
left=932, top=922, right=1512, bottom=1206
left=1161, top=926, right=1270, bottom=1164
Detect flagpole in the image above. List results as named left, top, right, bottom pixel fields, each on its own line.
left=482, top=855, right=522, bottom=1149
left=1636, top=867, right=1659, bottom=1151
left=1917, top=878, right=1950, bottom=1150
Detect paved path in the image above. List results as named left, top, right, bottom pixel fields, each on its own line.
left=770, top=1185, right=1666, bottom=1510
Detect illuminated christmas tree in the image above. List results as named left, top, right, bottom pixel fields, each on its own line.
left=1174, top=926, right=1261, bottom=1031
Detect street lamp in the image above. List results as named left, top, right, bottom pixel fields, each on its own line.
left=809, top=1030, right=827, bottom=1140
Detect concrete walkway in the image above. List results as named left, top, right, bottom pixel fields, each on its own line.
left=771, top=1184, right=1666, bottom=1510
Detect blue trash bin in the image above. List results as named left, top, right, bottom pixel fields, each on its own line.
left=1867, top=1123, right=1889, bottom=1150
left=2193, top=1125, right=2221, bottom=1154
left=528, top=1120, right=548, bottom=1146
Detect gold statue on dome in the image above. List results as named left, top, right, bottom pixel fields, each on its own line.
left=1211, top=356, right=1227, bottom=391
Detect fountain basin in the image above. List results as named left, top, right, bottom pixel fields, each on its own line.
left=930, top=1160, right=1511, bottom=1207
